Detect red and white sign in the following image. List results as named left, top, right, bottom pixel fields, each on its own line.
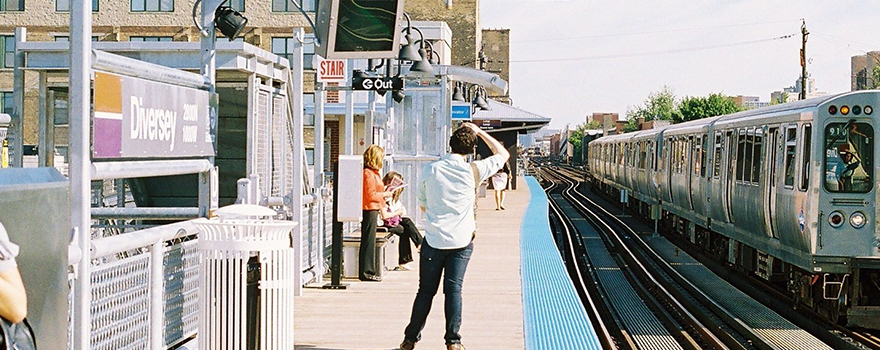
left=316, top=58, right=347, bottom=83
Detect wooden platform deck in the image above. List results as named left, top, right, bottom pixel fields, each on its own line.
left=294, top=177, right=528, bottom=350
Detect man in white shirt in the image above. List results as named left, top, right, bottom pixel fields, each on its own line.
left=400, top=123, right=509, bottom=350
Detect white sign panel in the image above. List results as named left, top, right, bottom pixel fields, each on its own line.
left=336, top=155, right=363, bottom=222
left=316, top=58, right=348, bottom=83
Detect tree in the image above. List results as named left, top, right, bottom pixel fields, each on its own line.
left=874, top=65, right=880, bottom=89
left=569, top=123, right=587, bottom=163
left=674, top=93, right=743, bottom=123
left=624, top=86, right=676, bottom=132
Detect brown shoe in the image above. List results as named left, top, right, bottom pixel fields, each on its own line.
left=447, top=344, right=465, bottom=350
left=399, top=339, right=417, bottom=350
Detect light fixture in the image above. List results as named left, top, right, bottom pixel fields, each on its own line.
left=398, top=13, right=422, bottom=62
left=829, top=211, right=845, bottom=228
left=452, top=82, right=464, bottom=101
left=398, top=33, right=421, bottom=61
left=214, top=5, right=248, bottom=41
left=468, top=85, right=490, bottom=111
left=410, top=47, right=434, bottom=73
left=851, top=212, right=867, bottom=228
left=392, top=90, right=406, bottom=103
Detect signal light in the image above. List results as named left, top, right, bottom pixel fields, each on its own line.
left=853, top=105, right=862, bottom=115
left=851, top=212, right=867, bottom=229
left=829, top=105, right=838, bottom=115
left=829, top=211, right=845, bottom=228
left=865, top=105, right=874, bottom=115
left=841, top=105, right=850, bottom=115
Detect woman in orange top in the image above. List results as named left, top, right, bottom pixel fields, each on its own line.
left=360, top=145, right=392, bottom=281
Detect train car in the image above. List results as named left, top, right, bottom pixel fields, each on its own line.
left=587, top=91, right=880, bottom=328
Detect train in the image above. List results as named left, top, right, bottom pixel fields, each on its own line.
left=587, top=91, right=880, bottom=328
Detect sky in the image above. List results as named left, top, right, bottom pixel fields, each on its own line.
left=480, top=0, right=880, bottom=130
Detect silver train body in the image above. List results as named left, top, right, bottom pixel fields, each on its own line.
left=588, top=91, right=880, bottom=327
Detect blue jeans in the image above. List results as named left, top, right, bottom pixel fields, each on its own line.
left=403, top=241, right=474, bottom=345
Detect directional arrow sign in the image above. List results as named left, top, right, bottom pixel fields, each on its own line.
left=352, top=77, right=404, bottom=91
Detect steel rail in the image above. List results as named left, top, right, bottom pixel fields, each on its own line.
left=547, top=167, right=733, bottom=350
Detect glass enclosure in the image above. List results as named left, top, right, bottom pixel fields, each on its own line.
left=824, top=122, right=873, bottom=193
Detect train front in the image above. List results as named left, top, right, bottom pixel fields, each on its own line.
left=816, top=91, right=880, bottom=327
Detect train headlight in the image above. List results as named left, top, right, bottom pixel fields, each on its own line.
left=853, top=105, right=862, bottom=115
left=841, top=106, right=851, bottom=115
left=865, top=105, right=874, bottom=115
left=829, top=211, right=846, bottom=228
left=850, top=212, right=867, bottom=229
left=829, top=105, right=838, bottom=115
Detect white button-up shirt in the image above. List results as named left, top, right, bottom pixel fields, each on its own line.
left=418, top=153, right=506, bottom=249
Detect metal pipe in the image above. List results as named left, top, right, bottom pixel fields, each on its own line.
left=291, top=27, right=306, bottom=295
left=91, top=207, right=200, bottom=220
left=90, top=220, right=197, bottom=259
left=92, top=159, right=213, bottom=180
left=92, top=50, right=210, bottom=90
left=11, top=28, right=25, bottom=167
left=150, top=240, right=164, bottom=350
left=69, top=1, right=91, bottom=346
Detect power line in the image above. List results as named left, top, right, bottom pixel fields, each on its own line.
left=512, top=19, right=801, bottom=44
left=510, top=33, right=797, bottom=63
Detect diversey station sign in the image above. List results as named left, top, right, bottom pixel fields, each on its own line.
left=93, top=71, right=217, bottom=159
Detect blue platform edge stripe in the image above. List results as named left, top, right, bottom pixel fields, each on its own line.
left=521, top=177, right=602, bottom=350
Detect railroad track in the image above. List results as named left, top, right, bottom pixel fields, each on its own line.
left=551, top=164, right=880, bottom=350
left=539, top=167, right=740, bottom=350
left=535, top=164, right=851, bottom=350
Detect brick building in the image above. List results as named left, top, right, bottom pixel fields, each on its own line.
left=481, top=28, right=509, bottom=104
left=0, top=0, right=501, bottom=160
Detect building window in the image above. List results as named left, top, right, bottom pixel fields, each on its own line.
left=272, top=0, right=314, bottom=12
left=0, top=92, right=12, bottom=115
left=130, top=36, right=173, bottom=42
left=272, top=35, right=314, bottom=69
left=131, top=0, right=172, bottom=12
left=1, top=36, right=13, bottom=69
left=56, top=0, right=98, bottom=12
left=1, top=0, right=23, bottom=11
left=54, top=36, right=100, bottom=42
left=227, top=0, right=243, bottom=11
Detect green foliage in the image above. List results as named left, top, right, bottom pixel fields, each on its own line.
left=674, top=93, right=743, bottom=123
left=771, top=92, right=789, bottom=105
left=626, top=86, right=677, bottom=124
left=874, top=65, right=880, bottom=89
left=623, top=118, right=639, bottom=133
left=623, top=87, right=743, bottom=131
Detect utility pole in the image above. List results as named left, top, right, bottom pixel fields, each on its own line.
left=800, top=19, right=809, bottom=100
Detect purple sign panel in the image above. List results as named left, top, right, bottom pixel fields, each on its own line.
left=93, top=71, right=217, bottom=159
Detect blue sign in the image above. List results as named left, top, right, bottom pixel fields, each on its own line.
left=451, top=104, right=472, bottom=120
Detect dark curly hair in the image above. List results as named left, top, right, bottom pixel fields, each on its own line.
left=449, top=126, right=477, bottom=155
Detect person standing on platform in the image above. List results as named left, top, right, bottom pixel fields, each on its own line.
left=360, top=145, right=392, bottom=282
left=399, top=122, right=509, bottom=350
left=491, top=164, right=510, bottom=210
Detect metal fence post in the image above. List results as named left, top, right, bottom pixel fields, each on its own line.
left=150, top=240, right=164, bottom=350
left=291, top=28, right=305, bottom=296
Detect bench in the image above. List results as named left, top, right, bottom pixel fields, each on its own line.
left=342, top=226, right=399, bottom=279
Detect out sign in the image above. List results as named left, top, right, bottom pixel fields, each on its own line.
left=317, top=59, right=347, bottom=83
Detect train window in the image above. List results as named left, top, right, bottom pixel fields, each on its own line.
left=752, top=129, right=763, bottom=184
left=799, top=124, right=811, bottom=191
left=701, top=135, right=708, bottom=177
left=736, top=130, right=746, bottom=181
left=693, top=136, right=701, bottom=176
left=713, top=132, right=722, bottom=179
left=650, top=141, right=656, bottom=171
left=784, top=127, right=797, bottom=187
left=824, top=122, right=873, bottom=193
left=744, top=130, right=755, bottom=182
